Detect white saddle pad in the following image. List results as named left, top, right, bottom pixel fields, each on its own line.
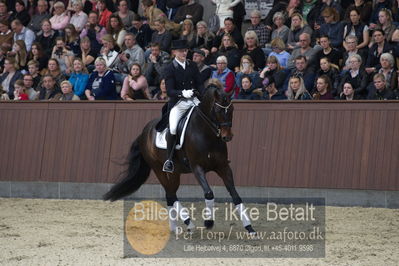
left=155, top=106, right=196, bottom=150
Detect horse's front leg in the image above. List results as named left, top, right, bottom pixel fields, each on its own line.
left=191, top=165, right=215, bottom=229
left=215, top=165, right=256, bottom=235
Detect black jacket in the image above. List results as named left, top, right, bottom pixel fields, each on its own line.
left=164, top=59, right=204, bottom=108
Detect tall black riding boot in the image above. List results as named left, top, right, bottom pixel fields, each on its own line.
left=163, top=134, right=177, bottom=173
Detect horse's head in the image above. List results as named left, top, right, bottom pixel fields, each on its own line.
left=211, top=87, right=234, bottom=142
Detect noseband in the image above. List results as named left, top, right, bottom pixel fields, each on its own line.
left=196, top=100, right=233, bottom=137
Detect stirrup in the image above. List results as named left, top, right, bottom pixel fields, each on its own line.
left=163, top=159, right=174, bottom=173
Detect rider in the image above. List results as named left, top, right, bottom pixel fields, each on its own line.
left=162, top=39, right=204, bottom=173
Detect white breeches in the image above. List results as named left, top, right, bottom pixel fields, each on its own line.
left=169, top=97, right=199, bottom=135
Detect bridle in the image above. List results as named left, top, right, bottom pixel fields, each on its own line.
left=196, top=100, right=233, bottom=137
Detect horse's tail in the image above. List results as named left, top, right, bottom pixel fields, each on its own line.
left=103, top=136, right=151, bottom=202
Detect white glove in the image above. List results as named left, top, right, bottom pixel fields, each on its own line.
left=182, top=89, right=194, bottom=98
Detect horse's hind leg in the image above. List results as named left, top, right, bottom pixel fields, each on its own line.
left=154, top=169, right=195, bottom=232
left=215, top=165, right=256, bottom=234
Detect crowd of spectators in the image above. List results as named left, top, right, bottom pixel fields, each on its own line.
left=0, top=0, right=399, bottom=101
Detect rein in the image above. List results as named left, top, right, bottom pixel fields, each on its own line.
left=195, top=100, right=232, bottom=137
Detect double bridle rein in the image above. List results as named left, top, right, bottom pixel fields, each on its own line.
left=196, top=100, right=233, bottom=137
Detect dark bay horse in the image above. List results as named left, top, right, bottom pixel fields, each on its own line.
left=104, top=85, right=256, bottom=234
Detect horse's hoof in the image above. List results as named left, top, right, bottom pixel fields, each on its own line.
left=204, top=220, right=214, bottom=229
left=245, top=225, right=256, bottom=233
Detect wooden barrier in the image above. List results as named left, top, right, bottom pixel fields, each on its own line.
left=1, top=101, right=398, bottom=191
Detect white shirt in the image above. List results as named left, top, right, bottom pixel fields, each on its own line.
left=174, top=58, right=186, bottom=69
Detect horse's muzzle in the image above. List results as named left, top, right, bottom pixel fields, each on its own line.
left=220, top=128, right=233, bottom=142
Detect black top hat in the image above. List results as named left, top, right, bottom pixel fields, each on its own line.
left=171, top=39, right=189, bottom=50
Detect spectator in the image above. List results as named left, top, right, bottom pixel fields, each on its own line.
left=64, top=24, right=81, bottom=56
left=112, top=32, right=144, bottom=85
left=121, top=63, right=150, bottom=100
left=9, top=0, right=30, bottom=26
left=35, top=19, right=57, bottom=56
left=78, top=36, right=96, bottom=70
left=0, top=1, right=10, bottom=22
left=307, top=0, right=343, bottom=32
left=236, top=75, right=261, bottom=100
left=369, top=0, right=392, bottom=26
left=211, top=55, right=238, bottom=98
left=152, top=78, right=168, bottom=100
left=22, top=73, right=39, bottom=100
left=85, top=57, right=117, bottom=100
left=141, top=0, right=181, bottom=35
left=194, top=21, right=214, bottom=51
left=144, top=42, right=170, bottom=93
left=50, top=1, right=70, bottom=32
left=11, top=40, right=28, bottom=72
left=83, top=0, right=99, bottom=14
left=247, top=10, right=270, bottom=48
left=264, top=0, right=301, bottom=28
left=13, top=79, right=29, bottom=100
left=151, top=18, right=173, bottom=53
left=192, top=48, right=211, bottom=85
left=28, top=0, right=51, bottom=33
left=38, top=74, right=62, bottom=100
left=344, top=0, right=373, bottom=24
left=80, top=11, right=107, bottom=55
left=343, top=8, right=370, bottom=51
left=260, top=55, right=287, bottom=91
left=211, top=0, right=241, bottom=31
left=69, top=58, right=89, bottom=98
left=106, top=14, right=127, bottom=49
left=11, top=19, right=35, bottom=52
left=371, top=8, right=396, bottom=44
left=129, top=16, right=153, bottom=50
left=338, top=54, right=368, bottom=98
left=287, top=32, right=318, bottom=72
left=97, top=0, right=112, bottom=27
left=286, top=75, right=312, bottom=100
left=242, top=30, right=265, bottom=71
left=339, top=82, right=362, bottom=100
left=270, top=12, right=290, bottom=44
left=41, top=58, right=66, bottom=88
left=302, top=0, right=318, bottom=24
left=212, top=33, right=241, bottom=72
left=59, top=80, right=80, bottom=100
left=315, top=57, right=340, bottom=96
left=285, top=55, right=316, bottom=93
left=262, top=77, right=287, bottom=100
left=377, top=53, right=397, bottom=91
left=0, top=20, right=12, bottom=49
left=313, top=75, right=334, bottom=100
left=0, top=57, right=23, bottom=99
left=319, top=7, right=344, bottom=49
left=315, top=35, right=342, bottom=69
left=0, top=45, right=10, bottom=72
left=27, top=60, right=42, bottom=89
left=51, top=37, right=75, bottom=75
left=99, top=34, right=120, bottom=69
left=268, top=37, right=290, bottom=69
left=235, top=55, right=260, bottom=92
left=69, top=0, right=88, bottom=33
left=365, top=29, right=395, bottom=75
left=180, top=19, right=196, bottom=49
left=114, top=0, right=137, bottom=28
left=212, top=18, right=244, bottom=51
left=287, top=13, right=313, bottom=50
left=367, top=73, right=395, bottom=100
left=173, top=0, right=203, bottom=25
left=342, top=35, right=368, bottom=70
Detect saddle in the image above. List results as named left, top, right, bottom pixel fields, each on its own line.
left=155, top=106, right=196, bottom=150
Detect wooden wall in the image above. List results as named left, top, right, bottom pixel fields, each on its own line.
left=1, top=101, right=398, bottom=191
